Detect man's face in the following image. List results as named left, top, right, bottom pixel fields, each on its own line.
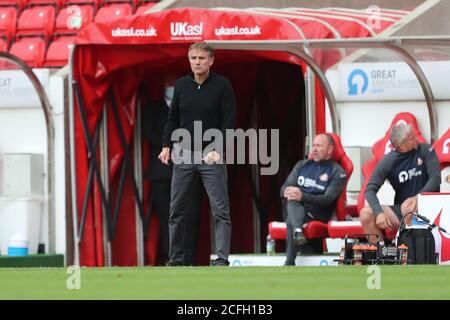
left=188, top=48, right=214, bottom=78
left=311, top=134, right=333, bottom=162
left=397, top=130, right=418, bottom=153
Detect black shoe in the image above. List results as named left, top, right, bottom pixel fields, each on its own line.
left=211, top=258, right=230, bottom=266
left=284, top=260, right=295, bottom=266
left=293, top=228, right=307, bottom=246
left=165, top=260, right=183, bottom=267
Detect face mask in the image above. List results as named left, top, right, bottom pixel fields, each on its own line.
left=164, top=86, right=174, bottom=107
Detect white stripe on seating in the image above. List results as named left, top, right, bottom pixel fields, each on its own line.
left=329, top=221, right=362, bottom=227
left=271, top=221, right=287, bottom=228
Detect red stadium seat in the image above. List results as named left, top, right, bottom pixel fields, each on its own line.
left=327, top=220, right=364, bottom=238
left=94, top=3, right=132, bottom=23
left=433, top=127, right=450, bottom=192
left=268, top=220, right=330, bottom=241
left=9, top=36, right=46, bottom=67
left=0, top=0, right=28, bottom=11
left=104, top=0, right=139, bottom=10
left=356, top=157, right=378, bottom=213
left=268, top=133, right=354, bottom=242
left=0, top=37, right=7, bottom=51
left=44, top=35, right=74, bottom=67
left=433, top=127, right=450, bottom=167
left=16, top=5, right=55, bottom=40
left=0, top=6, right=17, bottom=41
left=66, top=0, right=103, bottom=7
left=55, top=4, right=94, bottom=35
left=28, top=0, right=66, bottom=9
left=268, top=221, right=287, bottom=240
left=135, top=1, right=156, bottom=15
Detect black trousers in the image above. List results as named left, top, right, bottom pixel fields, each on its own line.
left=150, top=179, right=201, bottom=265
left=151, top=180, right=171, bottom=263
left=169, top=161, right=231, bottom=265
left=284, top=200, right=330, bottom=264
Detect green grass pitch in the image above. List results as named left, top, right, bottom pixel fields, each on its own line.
left=0, top=266, right=449, bottom=299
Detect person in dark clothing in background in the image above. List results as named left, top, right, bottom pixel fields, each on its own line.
left=142, top=80, right=201, bottom=265
left=360, top=123, right=441, bottom=244
left=281, top=133, right=347, bottom=266
left=159, top=42, right=236, bottom=267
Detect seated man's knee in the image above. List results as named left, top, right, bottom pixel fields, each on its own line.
left=286, top=200, right=303, bottom=212
left=389, top=218, right=400, bottom=230
left=359, top=207, right=375, bottom=226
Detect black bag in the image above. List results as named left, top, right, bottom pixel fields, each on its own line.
left=398, top=228, right=437, bottom=264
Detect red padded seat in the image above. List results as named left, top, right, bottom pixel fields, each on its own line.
left=135, top=1, right=156, bottom=15
left=9, top=36, right=46, bottom=67
left=0, top=0, right=28, bottom=11
left=94, top=3, right=132, bottom=23
left=0, top=6, right=17, bottom=41
left=16, top=5, right=55, bottom=40
left=44, top=35, right=74, bottom=67
left=55, top=4, right=94, bottom=35
left=433, top=127, right=450, bottom=192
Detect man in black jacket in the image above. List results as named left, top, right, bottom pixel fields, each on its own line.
left=281, top=133, right=347, bottom=266
left=159, top=42, right=236, bottom=266
left=360, top=123, right=441, bottom=243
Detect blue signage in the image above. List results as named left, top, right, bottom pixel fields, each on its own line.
left=348, top=69, right=369, bottom=95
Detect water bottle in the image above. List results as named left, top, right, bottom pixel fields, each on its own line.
left=266, top=235, right=275, bottom=256
left=398, top=244, right=408, bottom=265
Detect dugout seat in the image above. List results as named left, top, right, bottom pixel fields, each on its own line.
left=433, top=127, right=450, bottom=192
left=371, top=112, right=426, bottom=163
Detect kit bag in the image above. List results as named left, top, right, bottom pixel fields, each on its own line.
left=398, top=228, right=437, bottom=264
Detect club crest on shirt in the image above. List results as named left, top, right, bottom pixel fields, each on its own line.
left=319, top=173, right=329, bottom=182
left=297, top=176, right=305, bottom=186
left=417, top=157, right=423, bottom=166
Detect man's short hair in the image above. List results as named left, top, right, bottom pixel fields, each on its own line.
left=189, top=42, right=215, bottom=58
left=317, top=133, right=335, bottom=147
left=390, top=123, right=413, bottom=149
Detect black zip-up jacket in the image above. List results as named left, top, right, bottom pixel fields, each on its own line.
left=162, top=72, right=236, bottom=151
left=280, top=159, right=347, bottom=217
left=365, top=143, right=441, bottom=216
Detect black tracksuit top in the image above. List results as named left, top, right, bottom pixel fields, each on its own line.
left=280, top=159, right=347, bottom=217
left=162, top=72, right=236, bottom=151
left=365, top=143, right=441, bottom=216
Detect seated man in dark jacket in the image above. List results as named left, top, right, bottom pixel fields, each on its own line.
left=281, top=133, right=347, bottom=266
left=360, top=123, right=441, bottom=244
